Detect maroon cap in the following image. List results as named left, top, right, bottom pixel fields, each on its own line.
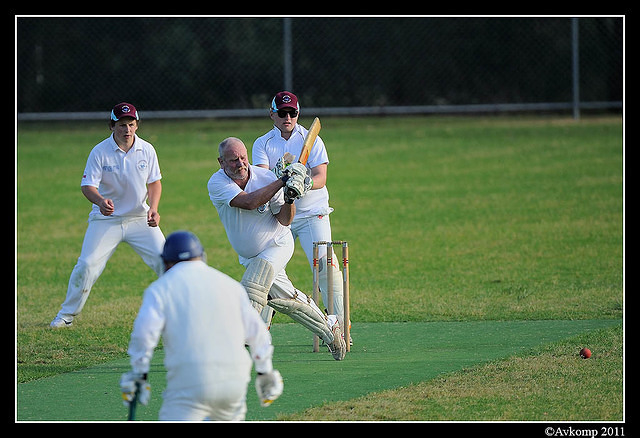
left=271, top=91, right=299, bottom=112
left=110, top=102, right=139, bottom=122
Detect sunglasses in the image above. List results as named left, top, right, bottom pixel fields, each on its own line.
left=276, top=109, right=298, bottom=118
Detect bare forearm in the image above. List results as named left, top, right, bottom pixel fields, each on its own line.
left=275, top=203, right=295, bottom=226
left=81, top=185, right=114, bottom=216
left=230, top=178, right=286, bottom=210
left=147, top=180, right=162, bottom=211
left=309, top=164, right=327, bottom=190
left=146, top=181, right=162, bottom=227
left=81, top=185, right=104, bottom=205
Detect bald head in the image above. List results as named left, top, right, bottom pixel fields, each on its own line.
left=218, top=137, right=246, bottom=157
left=217, top=137, right=250, bottom=182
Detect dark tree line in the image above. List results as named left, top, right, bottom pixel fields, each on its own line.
left=17, top=17, right=622, bottom=113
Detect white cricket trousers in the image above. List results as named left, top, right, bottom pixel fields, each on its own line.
left=56, top=216, right=165, bottom=320
left=159, top=380, right=249, bottom=421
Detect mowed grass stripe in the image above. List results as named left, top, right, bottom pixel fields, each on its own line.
left=16, top=319, right=620, bottom=421
left=279, top=323, right=623, bottom=421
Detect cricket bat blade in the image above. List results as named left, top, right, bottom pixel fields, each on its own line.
left=298, top=117, right=321, bottom=165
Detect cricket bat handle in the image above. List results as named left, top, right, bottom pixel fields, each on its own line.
left=127, top=381, right=140, bottom=421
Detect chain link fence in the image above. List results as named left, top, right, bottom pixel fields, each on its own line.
left=17, top=16, right=623, bottom=119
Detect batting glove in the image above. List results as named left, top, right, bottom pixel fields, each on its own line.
left=285, top=162, right=308, bottom=178
left=272, top=155, right=292, bottom=178
left=255, top=370, right=284, bottom=407
left=120, top=371, right=151, bottom=407
left=284, top=173, right=310, bottom=201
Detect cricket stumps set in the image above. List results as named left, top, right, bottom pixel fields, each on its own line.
left=312, top=240, right=351, bottom=353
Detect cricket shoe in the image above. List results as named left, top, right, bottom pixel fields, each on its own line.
left=327, top=321, right=346, bottom=361
left=50, top=316, right=73, bottom=328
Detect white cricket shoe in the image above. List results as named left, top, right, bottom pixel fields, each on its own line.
left=327, top=321, right=346, bottom=361
left=50, top=316, right=73, bottom=328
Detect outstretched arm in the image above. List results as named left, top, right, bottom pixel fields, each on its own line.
left=229, top=178, right=287, bottom=211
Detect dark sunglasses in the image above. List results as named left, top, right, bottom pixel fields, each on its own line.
left=277, top=109, right=298, bottom=118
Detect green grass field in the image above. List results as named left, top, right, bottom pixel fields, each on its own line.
left=16, top=115, right=623, bottom=422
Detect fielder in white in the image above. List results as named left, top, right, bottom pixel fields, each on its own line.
left=120, top=231, right=283, bottom=421
left=50, top=103, right=166, bottom=328
left=207, top=137, right=346, bottom=361
left=253, top=91, right=348, bottom=340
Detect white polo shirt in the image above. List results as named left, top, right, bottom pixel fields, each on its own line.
left=81, top=134, right=162, bottom=219
left=207, top=165, right=290, bottom=259
left=252, top=124, right=331, bottom=217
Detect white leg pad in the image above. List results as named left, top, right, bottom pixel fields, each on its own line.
left=241, top=257, right=274, bottom=313
left=268, top=297, right=334, bottom=344
left=260, top=305, right=275, bottom=328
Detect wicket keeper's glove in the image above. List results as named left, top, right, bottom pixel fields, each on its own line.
left=272, top=154, right=293, bottom=178
left=120, top=371, right=151, bottom=407
left=255, top=370, right=284, bottom=407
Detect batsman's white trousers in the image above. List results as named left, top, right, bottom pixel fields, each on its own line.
left=159, top=380, right=249, bottom=421
left=239, top=231, right=325, bottom=317
left=290, top=212, right=344, bottom=319
left=56, top=216, right=165, bottom=320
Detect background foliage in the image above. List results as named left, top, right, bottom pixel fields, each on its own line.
left=17, top=17, right=622, bottom=113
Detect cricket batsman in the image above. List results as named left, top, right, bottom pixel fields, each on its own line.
left=208, top=137, right=346, bottom=361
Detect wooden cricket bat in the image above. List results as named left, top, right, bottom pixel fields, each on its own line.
left=297, top=117, right=321, bottom=165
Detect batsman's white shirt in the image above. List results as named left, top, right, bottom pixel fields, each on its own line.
left=127, top=260, right=274, bottom=391
left=81, top=133, right=161, bottom=219
left=252, top=124, right=331, bottom=217
left=208, top=165, right=290, bottom=259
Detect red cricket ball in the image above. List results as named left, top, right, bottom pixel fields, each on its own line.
left=580, top=347, right=591, bottom=359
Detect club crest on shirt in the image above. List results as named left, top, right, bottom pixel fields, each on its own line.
left=257, top=203, right=268, bottom=214
left=137, top=160, right=148, bottom=171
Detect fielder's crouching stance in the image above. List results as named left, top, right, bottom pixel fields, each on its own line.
left=121, top=231, right=283, bottom=421
left=50, top=103, right=166, bottom=328
left=208, top=137, right=346, bottom=361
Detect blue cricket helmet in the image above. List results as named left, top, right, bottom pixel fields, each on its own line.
left=161, top=230, right=205, bottom=263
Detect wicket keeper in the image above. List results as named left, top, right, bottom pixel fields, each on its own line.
left=252, top=92, right=349, bottom=342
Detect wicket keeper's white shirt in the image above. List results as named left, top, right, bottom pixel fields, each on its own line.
left=252, top=124, right=332, bottom=217
left=208, top=165, right=290, bottom=259
left=81, top=134, right=162, bottom=219
left=127, top=260, right=274, bottom=391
